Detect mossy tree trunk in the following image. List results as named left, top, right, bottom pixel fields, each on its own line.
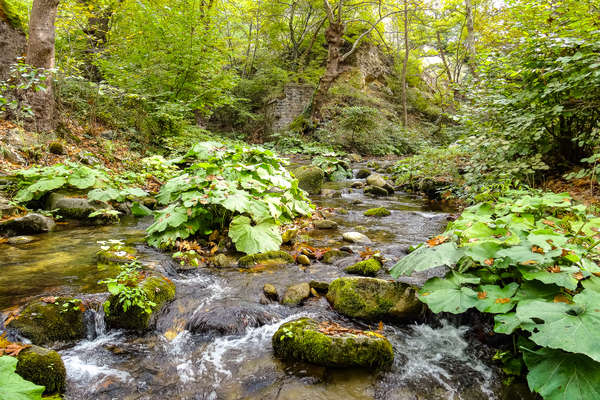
left=26, top=0, right=59, bottom=132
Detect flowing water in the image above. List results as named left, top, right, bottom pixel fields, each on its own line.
left=1, top=161, right=513, bottom=400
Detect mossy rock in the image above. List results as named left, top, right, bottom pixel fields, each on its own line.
left=97, top=246, right=137, bottom=264
left=281, top=282, right=310, bottom=306
left=238, top=251, right=294, bottom=267
left=45, top=192, right=104, bottom=220
left=294, top=166, right=324, bottom=195
left=326, top=277, right=422, bottom=321
left=105, top=275, right=176, bottom=331
left=16, top=345, right=66, bottom=395
left=48, top=142, right=65, bottom=155
left=7, top=298, right=86, bottom=346
left=272, top=318, right=393, bottom=369
left=364, top=207, right=391, bottom=217
left=344, top=258, right=381, bottom=277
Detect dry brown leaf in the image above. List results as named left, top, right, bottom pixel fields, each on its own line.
left=573, top=272, right=584, bottom=281
left=41, top=296, right=57, bottom=304
left=478, top=291, right=488, bottom=300
left=427, top=235, right=449, bottom=247
left=547, top=265, right=561, bottom=273
left=484, top=258, right=494, bottom=266
left=495, top=298, right=511, bottom=304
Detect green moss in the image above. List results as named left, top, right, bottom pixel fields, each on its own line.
left=97, top=246, right=137, bottom=264
left=105, top=275, right=176, bottom=331
left=344, top=258, right=381, bottom=277
left=321, top=249, right=350, bottom=264
left=272, top=318, right=393, bottom=369
left=48, top=142, right=65, bottom=155
left=0, top=0, right=27, bottom=32
left=238, top=250, right=294, bottom=267
left=7, top=298, right=86, bottom=346
left=326, top=277, right=422, bottom=320
left=16, top=345, right=66, bottom=395
left=363, top=207, right=391, bottom=217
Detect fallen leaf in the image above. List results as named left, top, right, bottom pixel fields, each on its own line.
left=573, top=272, right=584, bottom=281
left=478, top=291, right=488, bottom=299
left=532, top=246, right=545, bottom=254
left=547, top=265, right=561, bottom=273
left=484, top=258, right=494, bottom=266
left=427, top=235, right=449, bottom=247
left=41, top=296, right=57, bottom=304
left=542, top=219, right=556, bottom=227
left=521, top=260, right=538, bottom=266
left=554, top=295, right=571, bottom=304
left=495, top=298, right=511, bottom=304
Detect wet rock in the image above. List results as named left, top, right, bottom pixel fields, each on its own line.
left=16, top=345, right=66, bottom=395
left=211, top=253, right=237, bottom=268
left=326, top=277, right=422, bottom=320
left=344, top=258, right=381, bottom=277
left=281, top=282, right=311, bottom=306
left=342, top=232, right=371, bottom=244
left=364, top=185, right=389, bottom=197
left=364, top=207, right=391, bottom=217
left=263, top=284, right=279, bottom=301
left=321, top=189, right=341, bottom=198
left=105, top=275, right=176, bottom=331
left=48, top=141, right=65, bottom=155
left=46, top=192, right=104, bottom=220
left=337, top=208, right=349, bottom=215
left=310, top=281, right=329, bottom=293
left=351, top=181, right=365, bottom=189
left=282, top=229, right=298, bottom=244
left=366, top=173, right=386, bottom=188
left=238, top=251, right=294, bottom=267
left=310, top=288, right=319, bottom=297
left=186, top=302, right=275, bottom=336
left=356, top=169, right=371, bottom=179
left=321, top=249, right=351, bottom=264
left=272, top=318, right=394, bottom=368
left=0, top=213, right=55, bottom=236
left=297, top=254, right=311, bottom=265
left=7, top=235, right=35, bottom=245
left=0, top=193, right=18, bottom=217
left=7, top=297, right=86, bottom=346
left=294, top=166, right=324, bottom=195
left=348, top=153, right=363, bottom=163
left=314, top=220, right=338, bottom=230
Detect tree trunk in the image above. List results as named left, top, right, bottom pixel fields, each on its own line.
left=311, top=21, right=344, bottom=122
left=26, top=0, right=60, bottom=132
left=401, top=0, right=409, bottom=127
left=465, top=0, right=477, bottom=77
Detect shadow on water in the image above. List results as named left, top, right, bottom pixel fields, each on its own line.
left=0, top=161, right=521, bottom=400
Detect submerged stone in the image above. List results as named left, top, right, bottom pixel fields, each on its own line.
left=16, top=345, right=66, bottom=395
left=272, top=318, right=393, bottom=369
left=186, top=302, right=275, bottom=336
left=344, top=258, right=382, bottom=277
left=364, top=207, right=391, bottom=217
left=238, top=251, right=294, bottom=267
left=294, top=166, right=324, bottom=195
left=321, top=249, right=351, bottom=264
left=105, top=275, right=176, bottom=331
left=7, top=297, right=86, bottom=346
left=97, top=246, right=137, bottom=264
left=211, top=253, right=237, bottom=268
left=7, top=235, right=35, bottom=245
left=364, top=185, right=389, bottom=197
left=314, top=219, right=338, bottom=229
left=281, top=282, right=311, bottom=306
left=326, top=277, right=422, bottom=321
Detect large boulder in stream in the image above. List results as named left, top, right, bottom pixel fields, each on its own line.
left=344, top=258, right=382, bottom=277
left=281, top=282, right=311, bottom=306
left=186, top=301, right=276, bottom=336
left=7, top=297, right=86, bottom=346
left=105, top=275, right=176, bottom=331
left=365, top=174, right=395, bottom=195
left=0, top=213, right=55, bottom=236
left=326, top=277, right=422, bottom=321
left=272, top=318, right=393, bottom=369
left=16, top=345, right=67, bottom=395
left=294, top=166, right=324, bottom=195
left=46, top=192, right=103, bottom=219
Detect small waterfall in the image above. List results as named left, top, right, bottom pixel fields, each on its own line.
left=84, top=305, right=107, bottom=340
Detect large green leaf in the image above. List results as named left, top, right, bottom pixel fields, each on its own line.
left=389, top=242, right=465, bottom=278
left=15, top=177, right=67, bottom=202
left=523, top=348, right=600, bottom=400
left=474, top=283, right=519, bottom=313
left=67, top=167, right=99, bottom=189
left=518, top=264, right=580, bottom=291
left=0, top=356, right=44, bottom=400
left=418, top=272, right=480, bottom=314
left=228, top=216, right=282, bottom=255
left=516, top=289, right=600, bottom=362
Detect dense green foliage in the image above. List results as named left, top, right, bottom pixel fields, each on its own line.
left=391, top=189, right=600, bottom=399
left=146, top=142, right=312, bottom=253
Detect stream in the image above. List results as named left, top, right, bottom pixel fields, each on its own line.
left=1, top=160, right=512, bottom=400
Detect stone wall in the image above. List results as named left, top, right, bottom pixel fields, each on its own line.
left=266, top=84, right=314, bottom=133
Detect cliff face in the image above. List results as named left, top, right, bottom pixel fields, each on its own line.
left=0, top=1, right=27, bottom=78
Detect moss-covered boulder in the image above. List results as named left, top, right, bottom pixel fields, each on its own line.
left=46, top=192, right=103, bottom=220
left=364, top=185, right=389, bottom=197
left=344, top=258, right=381, bottom=277
left=7, top=298, right=86, bottom=346
left=321, top=249, right=351, bottom=264
left=364, top=207, right=391, bottom=217
left=314, top=219, right=338, bottom=229
left=105, top=275, right=176, bottom=331
left=294, top=166, right=324, bottom=195
left=326, top=277, right=422, bottom=321
left=97, top=246, right=137, bottom=264
left=272, top=318, right=393, bottom=369
left=238, top=251, right=294, bottom=267
left=16, top=345, right=66, bottom=395
left=281, top=283, right=311, bottom=306
left=356, top=169, right=371, bottom=179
